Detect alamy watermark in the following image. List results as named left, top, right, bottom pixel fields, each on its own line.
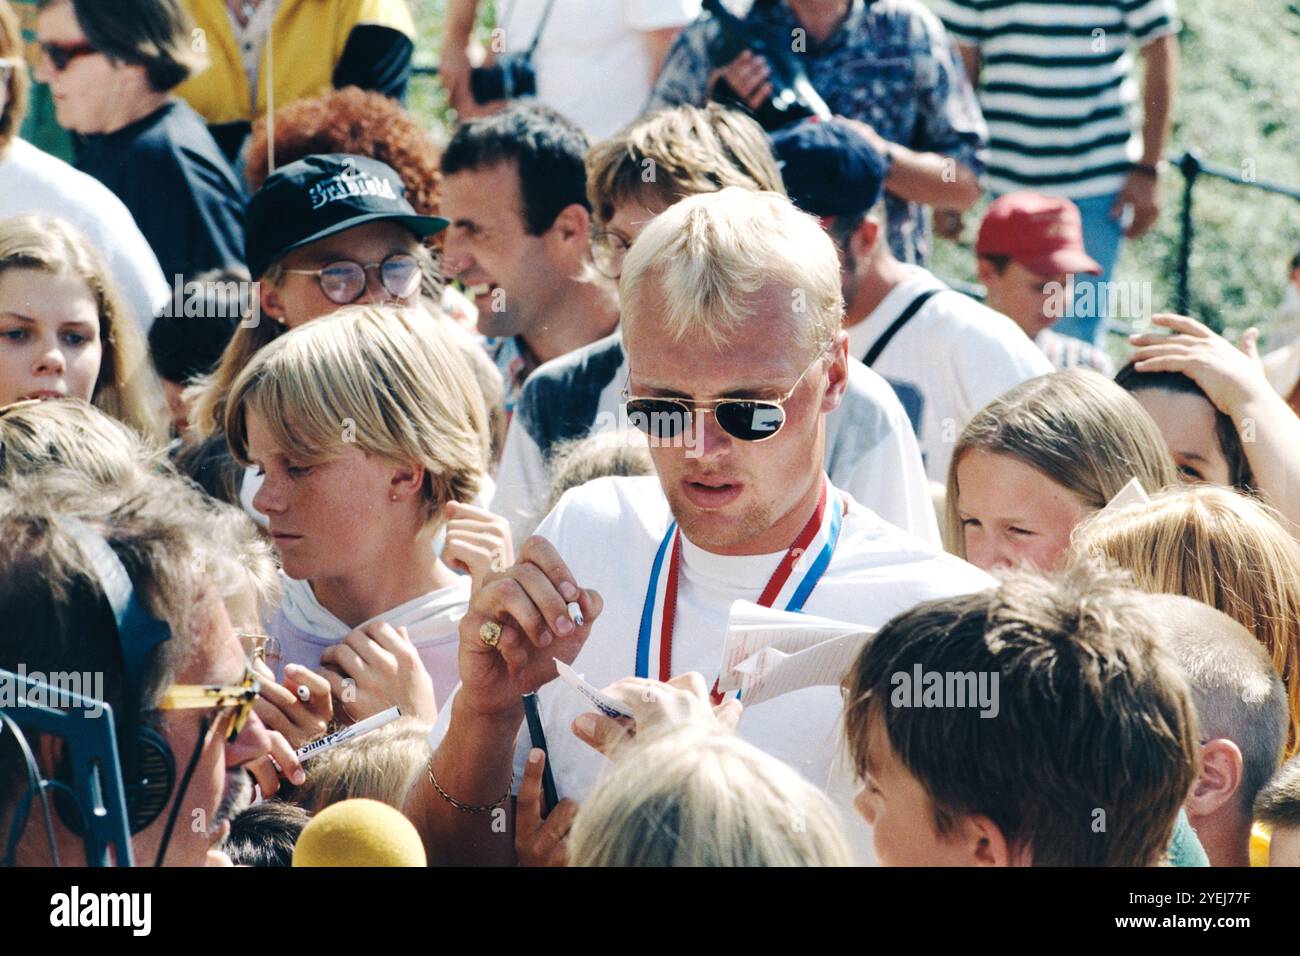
left=50, top=886, right=150, bottom=936
left=1043, top=274, right=1153, bottom=324
left=1, top=665, right=105, bottom=719
left=157, top=275, right=261, bottom=328
left=890, top=664, right=999, bottom=718
left=591, top=402, right=708, bottom=458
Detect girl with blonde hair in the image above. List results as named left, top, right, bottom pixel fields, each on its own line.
left=945, top=369, right=1178, bottom=572
left=0, top=214, right=164, bottom=440
left=1072, top=484, right=1300, bottom=756
left=225, top=305, right=502, bottom=724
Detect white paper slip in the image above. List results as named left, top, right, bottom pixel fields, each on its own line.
left=553, top=659, right=635, bottom=719
left=719, top=601, right=874, bottom=708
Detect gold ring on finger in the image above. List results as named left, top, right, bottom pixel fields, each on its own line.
left=478, top=620, right=502, bottom=648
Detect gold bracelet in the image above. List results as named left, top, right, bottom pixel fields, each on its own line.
left=427, top=759, right=513, bottom=814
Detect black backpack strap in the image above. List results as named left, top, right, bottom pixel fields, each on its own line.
left=862, top=288, right=943, bottom=368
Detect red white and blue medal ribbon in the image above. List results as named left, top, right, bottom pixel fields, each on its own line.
left=635, top=476, right=844, bottom=687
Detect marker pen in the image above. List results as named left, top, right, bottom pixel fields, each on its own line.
left=295, top=706, right=402, bottom=762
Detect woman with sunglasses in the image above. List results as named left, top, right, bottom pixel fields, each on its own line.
left=0, top=1, right=168, bottom=332
left=224, top=304, right=505, bottom=727
left=32, top=0, right=245, bottom=284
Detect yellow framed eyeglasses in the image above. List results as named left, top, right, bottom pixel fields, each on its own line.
left=158, top=661, right=260, bottom=743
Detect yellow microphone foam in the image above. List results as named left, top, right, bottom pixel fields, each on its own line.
left=292, top=798, right=427, bottom=867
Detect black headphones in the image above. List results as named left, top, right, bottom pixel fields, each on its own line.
left=54, top=518, right=176, bottom=837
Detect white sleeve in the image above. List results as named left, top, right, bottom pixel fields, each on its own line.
left=490, top=416, right=553, bottom=547
left=852, top=410, right=941, bottom=548
left=101, top=203, right=169, bottom=334
left=930, top=0, right=983, bottom=45
left=628, top=0, right=700, bottom=31
left=827, top=363, right=941, bottom=547
left=952, top=313, right=1054, bottom=425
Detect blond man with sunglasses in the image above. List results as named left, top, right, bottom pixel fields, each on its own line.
left=412, top=188, right=994, bottom=866
left=490, top=103, right=939, bottom=550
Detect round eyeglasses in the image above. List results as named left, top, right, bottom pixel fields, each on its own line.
left=283, top=253, right=422, bottom=305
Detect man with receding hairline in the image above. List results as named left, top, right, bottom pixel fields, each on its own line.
left=490, top=103, right=940, bottom=546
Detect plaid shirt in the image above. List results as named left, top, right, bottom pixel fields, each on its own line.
left=648, top=0, right=987, bottom=265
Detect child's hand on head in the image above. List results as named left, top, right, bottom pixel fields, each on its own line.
left=318, top=620, right=438, bottom=726
left=441, top=500, right=515, bottom=592
left=1130, top=314, right=1270, bottom=415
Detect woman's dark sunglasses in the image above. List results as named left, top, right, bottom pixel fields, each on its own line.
left=621, top=351, right=827, bottom=443
left=39, top=41, right=99, bottom=72
left=283, top=253, right=422, bottom=305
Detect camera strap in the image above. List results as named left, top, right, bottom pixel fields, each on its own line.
left=862, top=288, right=942, bottom=368
left=522, top=0, right=559, bottom=59
left=507, top=0, right=558, bottom=59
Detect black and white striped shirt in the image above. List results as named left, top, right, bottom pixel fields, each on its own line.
left=932, top=0, right=1179, bottom=197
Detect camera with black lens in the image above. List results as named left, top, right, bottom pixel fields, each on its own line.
left=703, top=0, right=831, bottom=132
left=469, top=52, right=538, bottom=104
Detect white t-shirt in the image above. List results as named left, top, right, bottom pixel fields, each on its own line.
left=266, top=572, right=470, bottom=708
left=491, top=337, right=939, bottom=549
left=502, top=0, right=701, bottom=140
left=430, top=475, right=994, bottom=861
left=0, top=138, right=170, bottom=332
left=846, top=267, right=1053, bottom=482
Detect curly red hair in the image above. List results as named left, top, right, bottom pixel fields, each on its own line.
left=243, top=86, right=442, bottom=216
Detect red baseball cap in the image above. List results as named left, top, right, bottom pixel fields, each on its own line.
left=976, top=193, right=1102, bottom=277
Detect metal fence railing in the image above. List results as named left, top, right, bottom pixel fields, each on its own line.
left=1173, top=150, right=1300, bottom=316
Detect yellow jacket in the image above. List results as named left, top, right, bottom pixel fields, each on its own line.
left=176, top=0, right=416, bottom=126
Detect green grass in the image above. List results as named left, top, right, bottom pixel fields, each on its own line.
left=406, top=0, right=1300, bottom=344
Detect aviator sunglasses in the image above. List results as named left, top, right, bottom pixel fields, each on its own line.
left=621, top=350, right=828, bottom=443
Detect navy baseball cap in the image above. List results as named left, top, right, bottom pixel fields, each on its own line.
left=245, top=154, right=449, bottom=279
left=770, top=119, right=888, bottom=220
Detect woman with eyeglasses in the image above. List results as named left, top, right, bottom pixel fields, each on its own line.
left=32, top=0, right=246, bottom=285
left=0, top=213, right=166, bottom=441
left=223, top=304, right=507, bottom=728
